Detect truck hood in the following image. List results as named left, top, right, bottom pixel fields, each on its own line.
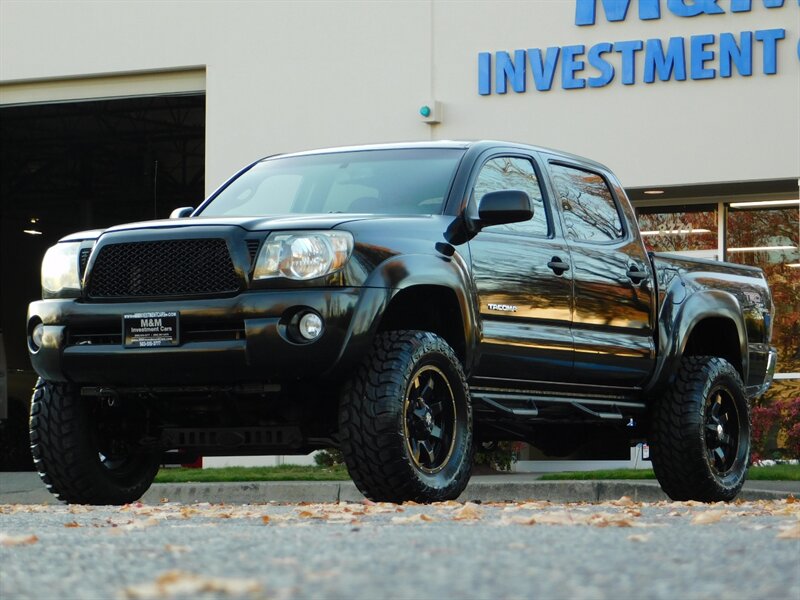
left=59, top=214, right=391, bottom=242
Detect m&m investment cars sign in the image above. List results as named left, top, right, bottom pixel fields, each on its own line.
left=478, top=0, right=796, bottom=94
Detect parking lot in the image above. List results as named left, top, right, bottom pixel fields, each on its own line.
left=1, top=498, right=798, bottom=600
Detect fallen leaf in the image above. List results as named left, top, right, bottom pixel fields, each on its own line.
left=63, top=521, right=81, bottom=528
left=117, top=518, right=159, bottom=531
left=786, top=495, right=797, bottom=505
left=611, top=496, right=637, bottom=507
left=261, top=515, right=271, bottom=525
left=391, top=513, right=436, bottom=524
left=453, top=503, right=482, bottom=521
left=122, top=570, right=261, bottom=599
left=692, top=511, right=725, bottom=525
left=0, top=534, right=38, bottom=546
left=777, top=523, right=800, bottom=539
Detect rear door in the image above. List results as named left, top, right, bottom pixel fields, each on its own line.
left=545, top=158, right=656, bottom=387
left=468, top=151, right=574, bottom=385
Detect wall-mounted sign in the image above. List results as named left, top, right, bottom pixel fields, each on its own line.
left=478, top=0, right=796, bottom=94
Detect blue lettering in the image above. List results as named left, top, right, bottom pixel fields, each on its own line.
left=615, top=40, right=644, bottom=84
left=644, top=37, right=687, bottom=82
left=576, top=0, right=661, bottom=25
left=667, top=0, right=724, bottom=17
left=562, top=45, right=587, bottom=89
left=478, top=52, right=491, bottom=95
left=720, top=32, right=753, bottom=77
left=691, top=34, right=717, bottom=79
left=731, top=0, right=785, bottom=11
left=588, top=43, right=616, bottom=87
left=527, top=47, right=561, bottom=91
left=496, top=50, right=527, bottom=94
left=755, top=28, right=785, bottom=74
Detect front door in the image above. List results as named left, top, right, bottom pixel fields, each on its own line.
left=469, top=154, right=574, bottom=385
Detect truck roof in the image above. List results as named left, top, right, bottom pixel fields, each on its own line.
left=267, top=140, right=613, bottom=173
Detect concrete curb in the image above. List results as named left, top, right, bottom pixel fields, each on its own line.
left=140, top=480, right=790, bottom=505
left=2, top=472, right=793, bottom=505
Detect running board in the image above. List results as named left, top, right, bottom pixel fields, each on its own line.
left=470, top=388, right=646, bottom=422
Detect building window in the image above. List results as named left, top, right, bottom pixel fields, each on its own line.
left=726, top=202, right=799, bottom=376
left=637, top=204, right=719, bottom=258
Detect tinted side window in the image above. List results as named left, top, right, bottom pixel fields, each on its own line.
left=473, top=157, right=548, bottom=237
left=550, top=164, right=623, bottom=242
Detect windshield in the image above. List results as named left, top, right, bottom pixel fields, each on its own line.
left=199, top=148, right=465, bottom=217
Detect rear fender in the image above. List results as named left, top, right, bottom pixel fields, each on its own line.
left=646, top=288, right=747, bottom=396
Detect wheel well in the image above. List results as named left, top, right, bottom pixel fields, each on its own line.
left=683, top=317, right=743, bottom=377
left=378, top=286, right=466, bottom=361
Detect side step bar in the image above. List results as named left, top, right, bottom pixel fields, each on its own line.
left=471, top=388, right=646, bottom=422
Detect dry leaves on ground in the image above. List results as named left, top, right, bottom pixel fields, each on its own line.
left=122, top=570, right=261, bottom=599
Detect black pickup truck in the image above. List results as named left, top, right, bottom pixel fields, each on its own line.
left=27, top=141, right=776, bottom=505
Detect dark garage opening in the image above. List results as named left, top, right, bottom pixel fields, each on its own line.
left=0, top=93, right=205, bottom=465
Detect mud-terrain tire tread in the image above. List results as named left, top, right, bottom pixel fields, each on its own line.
left=650, top=356, right=750, bottom=502
left=30, top=378, right=159, bottom=505
left=339, top=330, right=473, bottom=503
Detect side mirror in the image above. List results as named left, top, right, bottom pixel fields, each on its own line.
left=477, top=190, right=532, bottom=227
left=169, top=206, right=194, bottom=219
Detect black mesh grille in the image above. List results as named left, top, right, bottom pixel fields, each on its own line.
left=87, top=239, right=239, bottom=298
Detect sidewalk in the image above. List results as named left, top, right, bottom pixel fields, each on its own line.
left=1, top=472, right=797, bottom=505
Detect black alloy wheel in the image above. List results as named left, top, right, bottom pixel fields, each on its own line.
left=704, top=388, right=741, bottom=476
left=403, top=365, right=457, bottom=473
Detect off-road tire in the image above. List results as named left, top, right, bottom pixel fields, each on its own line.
left=339, top=330, right=473, bottom=503
left=30, top=378, right=160, bottom=505
left=650, top=356, right=750, bottom=502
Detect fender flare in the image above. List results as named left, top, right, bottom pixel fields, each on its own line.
left=646, top=288, right=747, bottom=395
left=331, top=253, right=477, bottom=374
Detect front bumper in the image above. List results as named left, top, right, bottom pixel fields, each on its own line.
left=27, top=287, right=383, bottom=385
left=751, top=346, right=778, bottom=399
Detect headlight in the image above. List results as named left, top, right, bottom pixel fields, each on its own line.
left=253, top=231, right=353, bottom=281
left=41, top=242, right=82, bottom=297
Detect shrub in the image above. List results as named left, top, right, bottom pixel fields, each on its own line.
left=314, top=448, right=344, bottom=467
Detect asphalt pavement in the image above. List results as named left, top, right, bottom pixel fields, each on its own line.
left=1, top=499, right=798, bottom=600
left=1, top=471, right=797, bottom=505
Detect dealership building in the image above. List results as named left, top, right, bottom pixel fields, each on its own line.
left=1, top=1, right=797, bottom=467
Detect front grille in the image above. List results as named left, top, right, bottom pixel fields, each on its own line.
left=87, top=239, right=239, bottom=299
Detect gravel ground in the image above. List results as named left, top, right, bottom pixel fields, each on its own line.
left=1, top=498, right=798, bottom=600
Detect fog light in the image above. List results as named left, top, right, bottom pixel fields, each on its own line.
left=31, top=323, right=45, bottom=351
left=298, top=313, right=323, bottom=341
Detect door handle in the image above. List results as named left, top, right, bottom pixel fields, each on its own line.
left=547, top=257, right=570, bottom=275
left=626, top=265, right=648, bottom=283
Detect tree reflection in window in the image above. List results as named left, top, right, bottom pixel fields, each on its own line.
left=551, top=164, right=623, bottom=242
left=637, top=206, right=718, bottom=254
left=473, top=157, right=548, bottom=237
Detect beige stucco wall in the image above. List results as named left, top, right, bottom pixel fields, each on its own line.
left=1, top=0, right=798, bottom=193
